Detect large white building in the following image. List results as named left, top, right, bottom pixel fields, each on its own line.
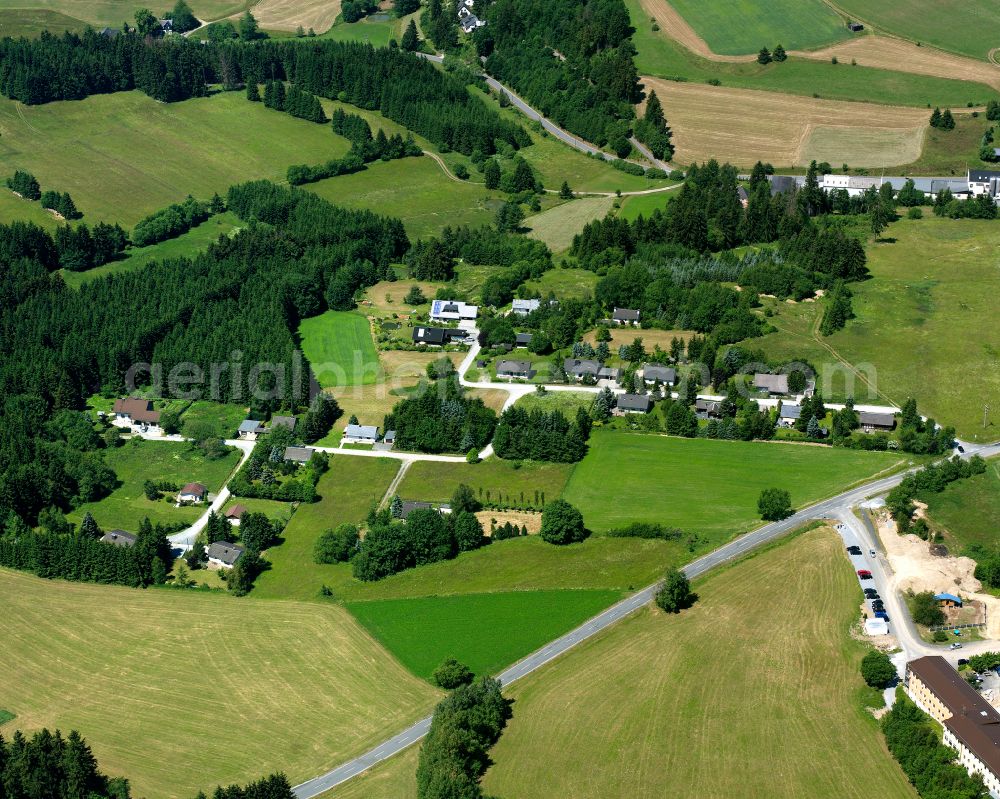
left=905, top=655, right=1000, bottom=798
left=430, top=300, right=478, bottom=323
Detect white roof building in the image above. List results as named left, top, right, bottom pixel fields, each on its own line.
left=430, top=300, right=478, bottom=322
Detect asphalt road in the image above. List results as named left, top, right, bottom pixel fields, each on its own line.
left=291, top=441, right=1000, bottom=797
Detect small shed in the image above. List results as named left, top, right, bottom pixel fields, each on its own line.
left=935, top=592, right=963, bottom=608
left=847, top=21, right=864, bottom=32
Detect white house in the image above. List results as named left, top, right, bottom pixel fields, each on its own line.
left=430, top=300, right=478, bottom=322
left=343, top=424, right=379, bottom=444
left=641, top=364, right=676, bottom=386
left=178, top=482, right=207, bottom=504
left=205, top=541, right=244, bottom=568
left=112, top=398, right=161, bottom=432
left=612, top=307, right=640, bottom=326
left=238, top=419, right=266, bottom=440
left=968, top=169, right=1000, bottom=200
left=511, top=298, right=540, bottom=316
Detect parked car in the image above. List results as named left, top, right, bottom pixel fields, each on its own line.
left=847, top=545, right=862, bottom=555
left=869, top=549, right=876, bottom=557
left=958, top=658, right=970, bottom=666
left=872, top=601, right=885, bottom=612
left=864, top=588, right=879, bottom=597
left=857, top=569, right=873, bottom=579
left=875, top=611, right=890, bottom=621
left=957, top=445, right=965, bottom=453
left=950, top=642, right=963, bottom=650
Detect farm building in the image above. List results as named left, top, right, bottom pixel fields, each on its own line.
left=496, top=360, right=535, bottom=380
left=905, top=656, right=1000, bottom=797
left=100, top=530, right=136, bottom=547
left=935, top=593, right=963, bottom=608
left=430, top=300, right=478, bottom=322
left=343, top=424, right=379, bottom=444
left=238, top=420, right=266, bottom=440
left=615, top=394, right=653, bottom=415
left=859, top=411, right=896, bottom=432
left=967, top=169, right=1000, bottom=200
left=398, top=500, right=452, bottom=519
left=642, top=364, right=677, bottom=386
left=178, top=483, right=207, bottom=503
left=753, top=373, right=789, bottom=395
left=283, top=446, right=315, bottom=465
left=612, top=307, right=640, bottom=326
left=206, top=541, right=245, bottom=568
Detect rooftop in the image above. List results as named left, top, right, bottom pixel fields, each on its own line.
left=617, top=393, right=652, bottom=412
left=100, top=530, right=136, bottom=547
left=180, top=482, right=206, bottom=496
left=344, top=424, right=379, bottom=439
left=206, top=541, right=245, bottom=566
left=283, top=446, right=315, bottom=462
left=753, top=373, right=789, bottom=394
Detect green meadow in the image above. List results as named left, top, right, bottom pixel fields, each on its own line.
left=563, top=430, right=905, bottom=536
left=924, top=458, right=1000, bottom=553
left=298, top=310, right=381, bottom=388
left=0, top=0, right=252, bottom=29
left=397, top=458, right=574, bottom=506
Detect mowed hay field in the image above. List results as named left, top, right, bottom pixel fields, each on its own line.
left=524, top=196, right=615, bottom=253
left=0, top=8, right=86, bottom=37
left=833, top=0, right=1000, bottom=62
left=0, top=0, right=251, bottom=28
left=0, top=568, right=438, bottom=799
left=479, top=528, right=916, bottom=799
left=252, top=0, right=341, bottom=33
left=642, top=77, right=927, bottom=168
left=298, top=310, right=380, bottom=387
left=666, top=0, right=849, bottom=56
left=563, top=431, right=905, bottom=537
left=0, top=91, right=350, bottom=225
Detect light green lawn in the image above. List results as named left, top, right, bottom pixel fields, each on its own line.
left=0, top=189, right=58, bottom=229
left=627, top=0, right=995, bottom=109
left=179, top=400, right=251, bottom=441
left=618, top=189, right=677, bottom=221
left=68, top=439, right=241, bottom=530
left=0, top=91, right=350, bottom=226
left=0, top=8, right=86, bottom=37
left=298, top=310, right=381, bottom=388
left=346, top=589, right=623, bottom=679
left=833, top=0, right=1000, bottom=61
left=522, top=267, right=598, bottom=300
left=524, top=196, right=615, bottom=254
left=398, top=458, right=574, bottom=506
left=513, top=391, right=595, bottom=416
left=924, top=458, right=1000, bottom=553
left=221, top=496, right=295, bottom=522
left=563, top=430, right=906, bottom=537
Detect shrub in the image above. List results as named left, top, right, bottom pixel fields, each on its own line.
left=907, top=590, right=945, bottom=627
left=932, top=630, right=949, bottom=642
left=539, top=498, right=587, bottom=544
left=6, top=169, right=40, bottom=200
left=860, top=649, right=896, bottom=688
left=432, top=657, right=474, bottom=689
left=907, top=207, right=923, bottom=219
left=313, top=523, right=360, bottom=563
left=757, top=487, right=793, bottom=521
left=655, top=568, right=697, bottom=613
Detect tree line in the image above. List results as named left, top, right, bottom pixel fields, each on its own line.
left=886, top=455, right=986, bottom=534
left=384, top=377, right=496, bottom=455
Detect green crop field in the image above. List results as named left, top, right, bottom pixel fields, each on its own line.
left=346, top=589, right=622, bottom=679
left=0, top=567, right=437, bottom=799
left=563, top=430, right=905, bottom=537
left=478, top=527, right=916, bottom=798
left=0, top=0, right=252, bottom=29
left=62, top=213, right=243, bottom=289
left=748, top=218, right=1000, bottom=441
left=0, top=709, right=15, bottom=726
left=925, top=458, right=1000, bottom=553
left=397, top=458, right=574, bottom=506
left=305, top=156, right=506, bottom=239
left=627, top=0, right=995, bottom=110
left=525, top=196, right=615, bottom=253
left=298, top=310, right=380, bottom=388
left=68, top=439, right=241, bottom=531
left=668, top=0, right=850, bottom=55
left=833, top=0, right=1000, bottom=61
left=0, top=91, right=350, bottom=226
left=252, top=456, right=401, bottom=601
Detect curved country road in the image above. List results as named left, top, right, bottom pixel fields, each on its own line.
left=291, top=439, right=1000, bottom=798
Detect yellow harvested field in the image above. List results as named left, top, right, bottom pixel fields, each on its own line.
left=477, top=509, right=542, bottom=534
left=582, top=326, right=694, bottom=349
left=643, top=77, right=928, bottom=168
left=799, top=36, right=1000, bottom=91
left=251, top=0, right=341, bottom=32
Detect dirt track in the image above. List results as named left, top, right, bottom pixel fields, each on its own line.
left=638, top=0, right=1000, bottom=92
left=641, top=76, right=927, bottom=167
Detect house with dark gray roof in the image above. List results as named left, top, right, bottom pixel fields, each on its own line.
left=564, top=358, right=602, bottom=379
left=778, top=403, right=801, bottom=425
left=283, top=446, right=315, bottom=464
left=496, top=360, right=534, bottom=379
left=412, top=326, right=469, bottom=346
left=859, top=411, right=896, bottom=432
left=100, top=530, right=136, bottom=547
left=238, top=419, right=266, bottom=440
left=768, top=175, right=799, bottom=196
left=206, top=541, right=245, bottom=568
left=753, top=373, right=789, bottom=395
left=615, top=394, right=652, bottom=414
left=642, top=364, right=677, bottom=386
left=270, top=415, right=297, bottom=431
left=612, top=307, right=640, bottom=326
left=695, top=398, right=722, bottom=417
left=399, top=500, right=452, bottom=519
left=514, top=332, right=533, bottom=348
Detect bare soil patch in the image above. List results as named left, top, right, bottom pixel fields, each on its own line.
left=642, top=76, right=927, bottom=167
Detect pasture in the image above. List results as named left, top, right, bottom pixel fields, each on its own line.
left=0, top=0, right=251, bottom=28
left=618, top=189, right=675, bottom=221
left=833, top=0, right=1000, bottom=61
left=666, top=0, right=849, bottom=55
left=524, top=196, right=615, bottom=253
left=318, top=12, right=407, bottom=45
left=251, top=456, right=401, bottom=601
left=0, top=8, right=85, bottom=37
left=925, top=458, right=1000, bottom=554
left=0, top=567, right=437, bottom=799
left=298, top=310, right=380, bottom=388
left=522, top=266, right=598, bottom=299
left=346, top=589, right=622, bottom=679
left=629, top=0, right=996, bottom=110
left=562, top=430, right=905, bottom=537
left=748, top=218, right=1000, bottom=440
left=68, top=439, right=241, bottom=530
left=0, top=91, right=350, bottom=226
left=479, top=528, right=917, bottom=799
left=397, top=458, right=574, bottom=507
left=641, top=77, right=928, bottom=168
left=178, top=400, right=251, bottom=441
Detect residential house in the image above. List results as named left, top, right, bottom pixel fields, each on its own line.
left=512, top=299, right=540, bottom=316
left=206, top=541, right=245, bottom=568
left=859, top=411, right=896, bottom=432
left=778, top=403, right=801, bottom=426
left=157, top=18, right=172, bottom=32
left=112, top=398, right=161, bottom=430
left=753, top=373, right=789, bottom=395
left=343, top=424, right=379, bottom=444
left=695, top=398, right=722, bottom=418
left=98, top=26, right=120, bottom=38
left=178, top=482, right=207, bottom=503
left=968, top=169, right=1000, bottom=201
left=612, top=307, right=640, bottom=326
left=412, top=326, right=469, bottom=346
left=642, top=364, right=676, bottom=386
left=935, top=592, right=963, bottom=608
left=100, top=530, right=136, bottom=547
left=597, top=366, right=621, bottom=383
left=564, top=358, right=602, bottom=380
left=615, top=394, right=653, bottom=415
left=238, top=419, right=266, bottom=440
left=224, top=505, right=248, bottom=524
left=514, top=332, right=533, bottom=348
left=737, top=186, right=749, bottom=208
left=905, top=655, right=1000, bottom=798
left=430, top=299, right=478, bottom=322
left=283, top=446, right=315, bottom=465
left=496, top=360, right=534, bottom=380
left=271, top=415, right=297, bottom=432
